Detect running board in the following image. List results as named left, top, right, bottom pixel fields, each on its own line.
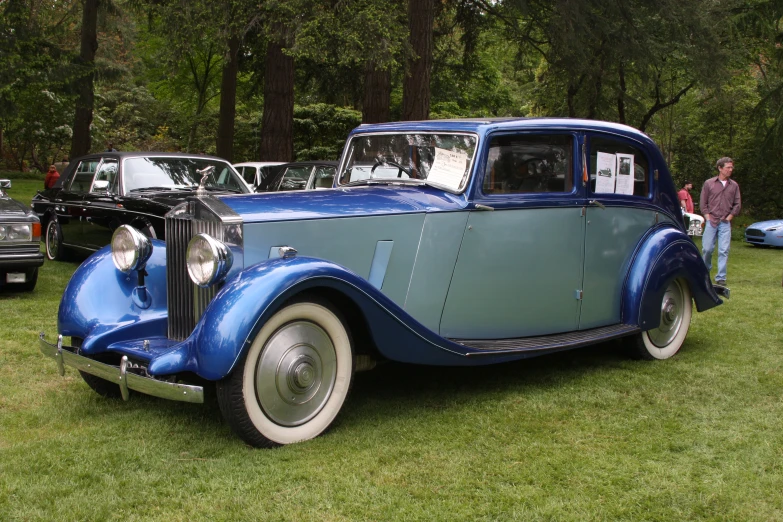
left=451, top=324, right=640, bottom=357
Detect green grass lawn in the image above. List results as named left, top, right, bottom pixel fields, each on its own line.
left=1, top=202, right=782, bottom=520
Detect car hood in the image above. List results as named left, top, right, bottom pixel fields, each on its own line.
left=137, top=189, right=240, bottom=208
left=748, top=219, right=783, bottom=230
left=219, top=185, right=469, bottom=223
left=0, top=195, right=33, bottom=217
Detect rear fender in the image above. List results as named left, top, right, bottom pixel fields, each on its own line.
left=623, top=225, right=721, bottom=330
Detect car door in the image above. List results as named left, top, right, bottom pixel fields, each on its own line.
left=580, top=134, right=659, bottom=329
left=58, top=158, right=101, bottom=248
left=81, top=158, right=120, bottom=249
left=440, top=132, right=585, bottom=339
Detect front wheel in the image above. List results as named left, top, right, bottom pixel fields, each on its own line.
left=628, top=279, right=692, bottom=360
left=216, top=298, right=354, bottom=447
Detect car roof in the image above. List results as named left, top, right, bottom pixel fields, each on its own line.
left=70, top=151, right=231, bottom=162
left=233, top=162, right=285, bottom=167
left=277, top=161, right=339, bottom=168
left=351, top=117, right=650, bottom=142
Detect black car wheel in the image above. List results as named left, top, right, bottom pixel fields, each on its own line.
left=45, top=218, right=66, bottom=261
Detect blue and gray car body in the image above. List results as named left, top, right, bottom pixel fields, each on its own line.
left=41, top=118, right=723, bottom=403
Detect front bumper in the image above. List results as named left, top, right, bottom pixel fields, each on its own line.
left=39, top=333, right=203, bottom=404
left=0, top=251, right=45, bottom=269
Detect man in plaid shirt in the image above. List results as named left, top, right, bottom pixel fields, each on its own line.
left=700, top=157, right=741, bottom=286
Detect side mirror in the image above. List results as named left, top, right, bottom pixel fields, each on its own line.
left=92, top=179, right=110, bottom=192
left=0, top=179, right=11, bottom=189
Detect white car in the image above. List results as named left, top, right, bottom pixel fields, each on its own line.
left=233, top=162, right=284, bottom=190
left=684, top=212, right=704, bottom=236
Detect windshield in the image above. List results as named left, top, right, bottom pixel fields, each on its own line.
left=338, top=133, right=478, bottom=192
left=122, top=157, right=248, bottom=194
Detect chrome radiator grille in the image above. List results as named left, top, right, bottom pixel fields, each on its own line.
left=165, top=199, right=243, bottom=341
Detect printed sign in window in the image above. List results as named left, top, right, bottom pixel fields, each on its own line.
left=427, top=147, right=469, bottom=190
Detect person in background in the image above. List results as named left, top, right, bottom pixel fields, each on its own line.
left=700, top=157, right=741, bottom=286
left=678, top=180, right=694, bottom=214
left=105, top=142, right=118, bottom=152
left=53, top=157, right=69, bottom=175
left=44, top=164, right=60, bottom=189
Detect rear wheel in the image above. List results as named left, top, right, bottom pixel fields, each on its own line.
left=217, top=297, right=354, bottom=447
left=45, top=218, right=66, bottom=261
left=628, top=278, right=692, bottom=360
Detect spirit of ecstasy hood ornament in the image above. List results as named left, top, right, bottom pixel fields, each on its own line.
left=195, top=165, right=215, bottom=196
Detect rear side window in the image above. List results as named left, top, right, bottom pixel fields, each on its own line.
left=483, top=134, right=573, bottom=195
left=588, top=136, right=649, bottom=197
left=69, top=160, right=100, bottom=192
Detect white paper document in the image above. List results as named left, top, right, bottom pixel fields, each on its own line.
left=594, top=152, right=617, bottom=194
left=427, top=147, right=469, bottom=190
left=615, top=153, right=635, bottom=195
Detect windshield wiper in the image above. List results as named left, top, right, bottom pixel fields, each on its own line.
left=129, top=186, right=175, bottom=192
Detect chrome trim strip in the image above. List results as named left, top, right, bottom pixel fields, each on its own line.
left=39, top=333, right=204, bottom=404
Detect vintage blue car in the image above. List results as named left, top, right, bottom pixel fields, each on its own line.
left=744, top=219, right=783, bottom=247
left=40, top=118, right=726, bottom=447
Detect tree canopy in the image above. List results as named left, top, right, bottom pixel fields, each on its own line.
left=1, top=0, right=782, bottom=215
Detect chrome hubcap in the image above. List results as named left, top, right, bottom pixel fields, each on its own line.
left=47, top=222, right=58, bottom=258
left=648, top=280, right=685, bottom=347
left=255, top=321, right=337, bottom=427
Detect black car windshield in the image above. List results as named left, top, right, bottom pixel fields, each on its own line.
left=338, top=133, right=477, bottom=192
left=123, top=157, right=248, bottom=194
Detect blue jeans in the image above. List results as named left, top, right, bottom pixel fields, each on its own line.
left=702, top=220, right=731, bottom=282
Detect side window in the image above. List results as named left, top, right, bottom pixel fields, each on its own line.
left=91, top=160, right=119, bottom=193
left=483, top=134, right=573, bottom=195
left=278, top=167, right=311, bottom=191
left=588, top=136, right=649, bottom=197
left=240, top=167, right=255, bottom=185
left=69, top=160, right=99, bottom=192
left=313, top=166, right=335, bottom=188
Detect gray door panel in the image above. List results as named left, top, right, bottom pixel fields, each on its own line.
left=580, top=207, right=655, bottom=329
left=440, top=208, right=584, bottom=339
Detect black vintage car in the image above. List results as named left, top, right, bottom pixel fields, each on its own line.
left=0, top=179, right=44, bottom=291
left=32, top=152, right=249, bottom=260
left=255, top=161, right=338, bottom=192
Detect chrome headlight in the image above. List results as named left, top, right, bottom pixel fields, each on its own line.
left=186, top=233, right=233, bottom=287
left=111, top=225, right=153, bottom=273
left=0, top=223, right=32, bottom=241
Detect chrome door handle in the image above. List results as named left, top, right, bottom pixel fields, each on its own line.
left=589, top=200, right=606, bottom=210
left=475, top=204, right=495, bottom=211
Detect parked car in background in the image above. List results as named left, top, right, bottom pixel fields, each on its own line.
left=684, top=212, right=704, bottom=236
left=233, top=162, right=284, bottom=191
left=255, top=161, right=338, bottom=192
left=40, top=118, right=725, bottom=448
left=745, top=218, right=783, bottom=247
left=0, top=179, right=43, bottom=291
left=32, top=152, right=249, bottom=260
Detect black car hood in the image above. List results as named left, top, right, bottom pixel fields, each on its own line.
left=0, top=195, right=33, bottom=217
left=135, top=189, right=238, bottom=208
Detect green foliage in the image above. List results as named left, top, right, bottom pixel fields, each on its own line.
left=293, top=104, right=361, bottom=160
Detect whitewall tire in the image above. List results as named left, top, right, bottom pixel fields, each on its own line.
left=630, top=278, right=692, bottom=360
left=217, top=297, right=354, bottom=447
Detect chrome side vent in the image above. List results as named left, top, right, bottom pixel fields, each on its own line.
left=166, top=198, right=243, bottom=341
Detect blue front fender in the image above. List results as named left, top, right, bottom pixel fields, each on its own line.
left=58, top=240, right=169, bottom=351
left=623, top=225, right=722, bottom=330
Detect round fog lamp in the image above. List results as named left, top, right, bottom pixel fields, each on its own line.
left=111, top=225, right=153, bottom=273
left=186, top=233, right=233, bottom=287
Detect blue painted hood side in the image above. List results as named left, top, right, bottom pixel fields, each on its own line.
left=58, top=240, right=169, bottom=351
left=219, top=185, right=468, bottom=223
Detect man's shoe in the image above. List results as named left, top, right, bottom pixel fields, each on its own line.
left=716, top=279, right=726, bottom=286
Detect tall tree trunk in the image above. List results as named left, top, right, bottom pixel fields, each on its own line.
left=617, top=63, right=626, bottom=124
left=362, top=61, right=391, bottom=123
left=70, top=0, right=99, bottom=159
left=402, top=0, right=435, bottom=121
left=259, top=35, right=294, bottom=161
left=216, top=36, right=240, bottom=161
